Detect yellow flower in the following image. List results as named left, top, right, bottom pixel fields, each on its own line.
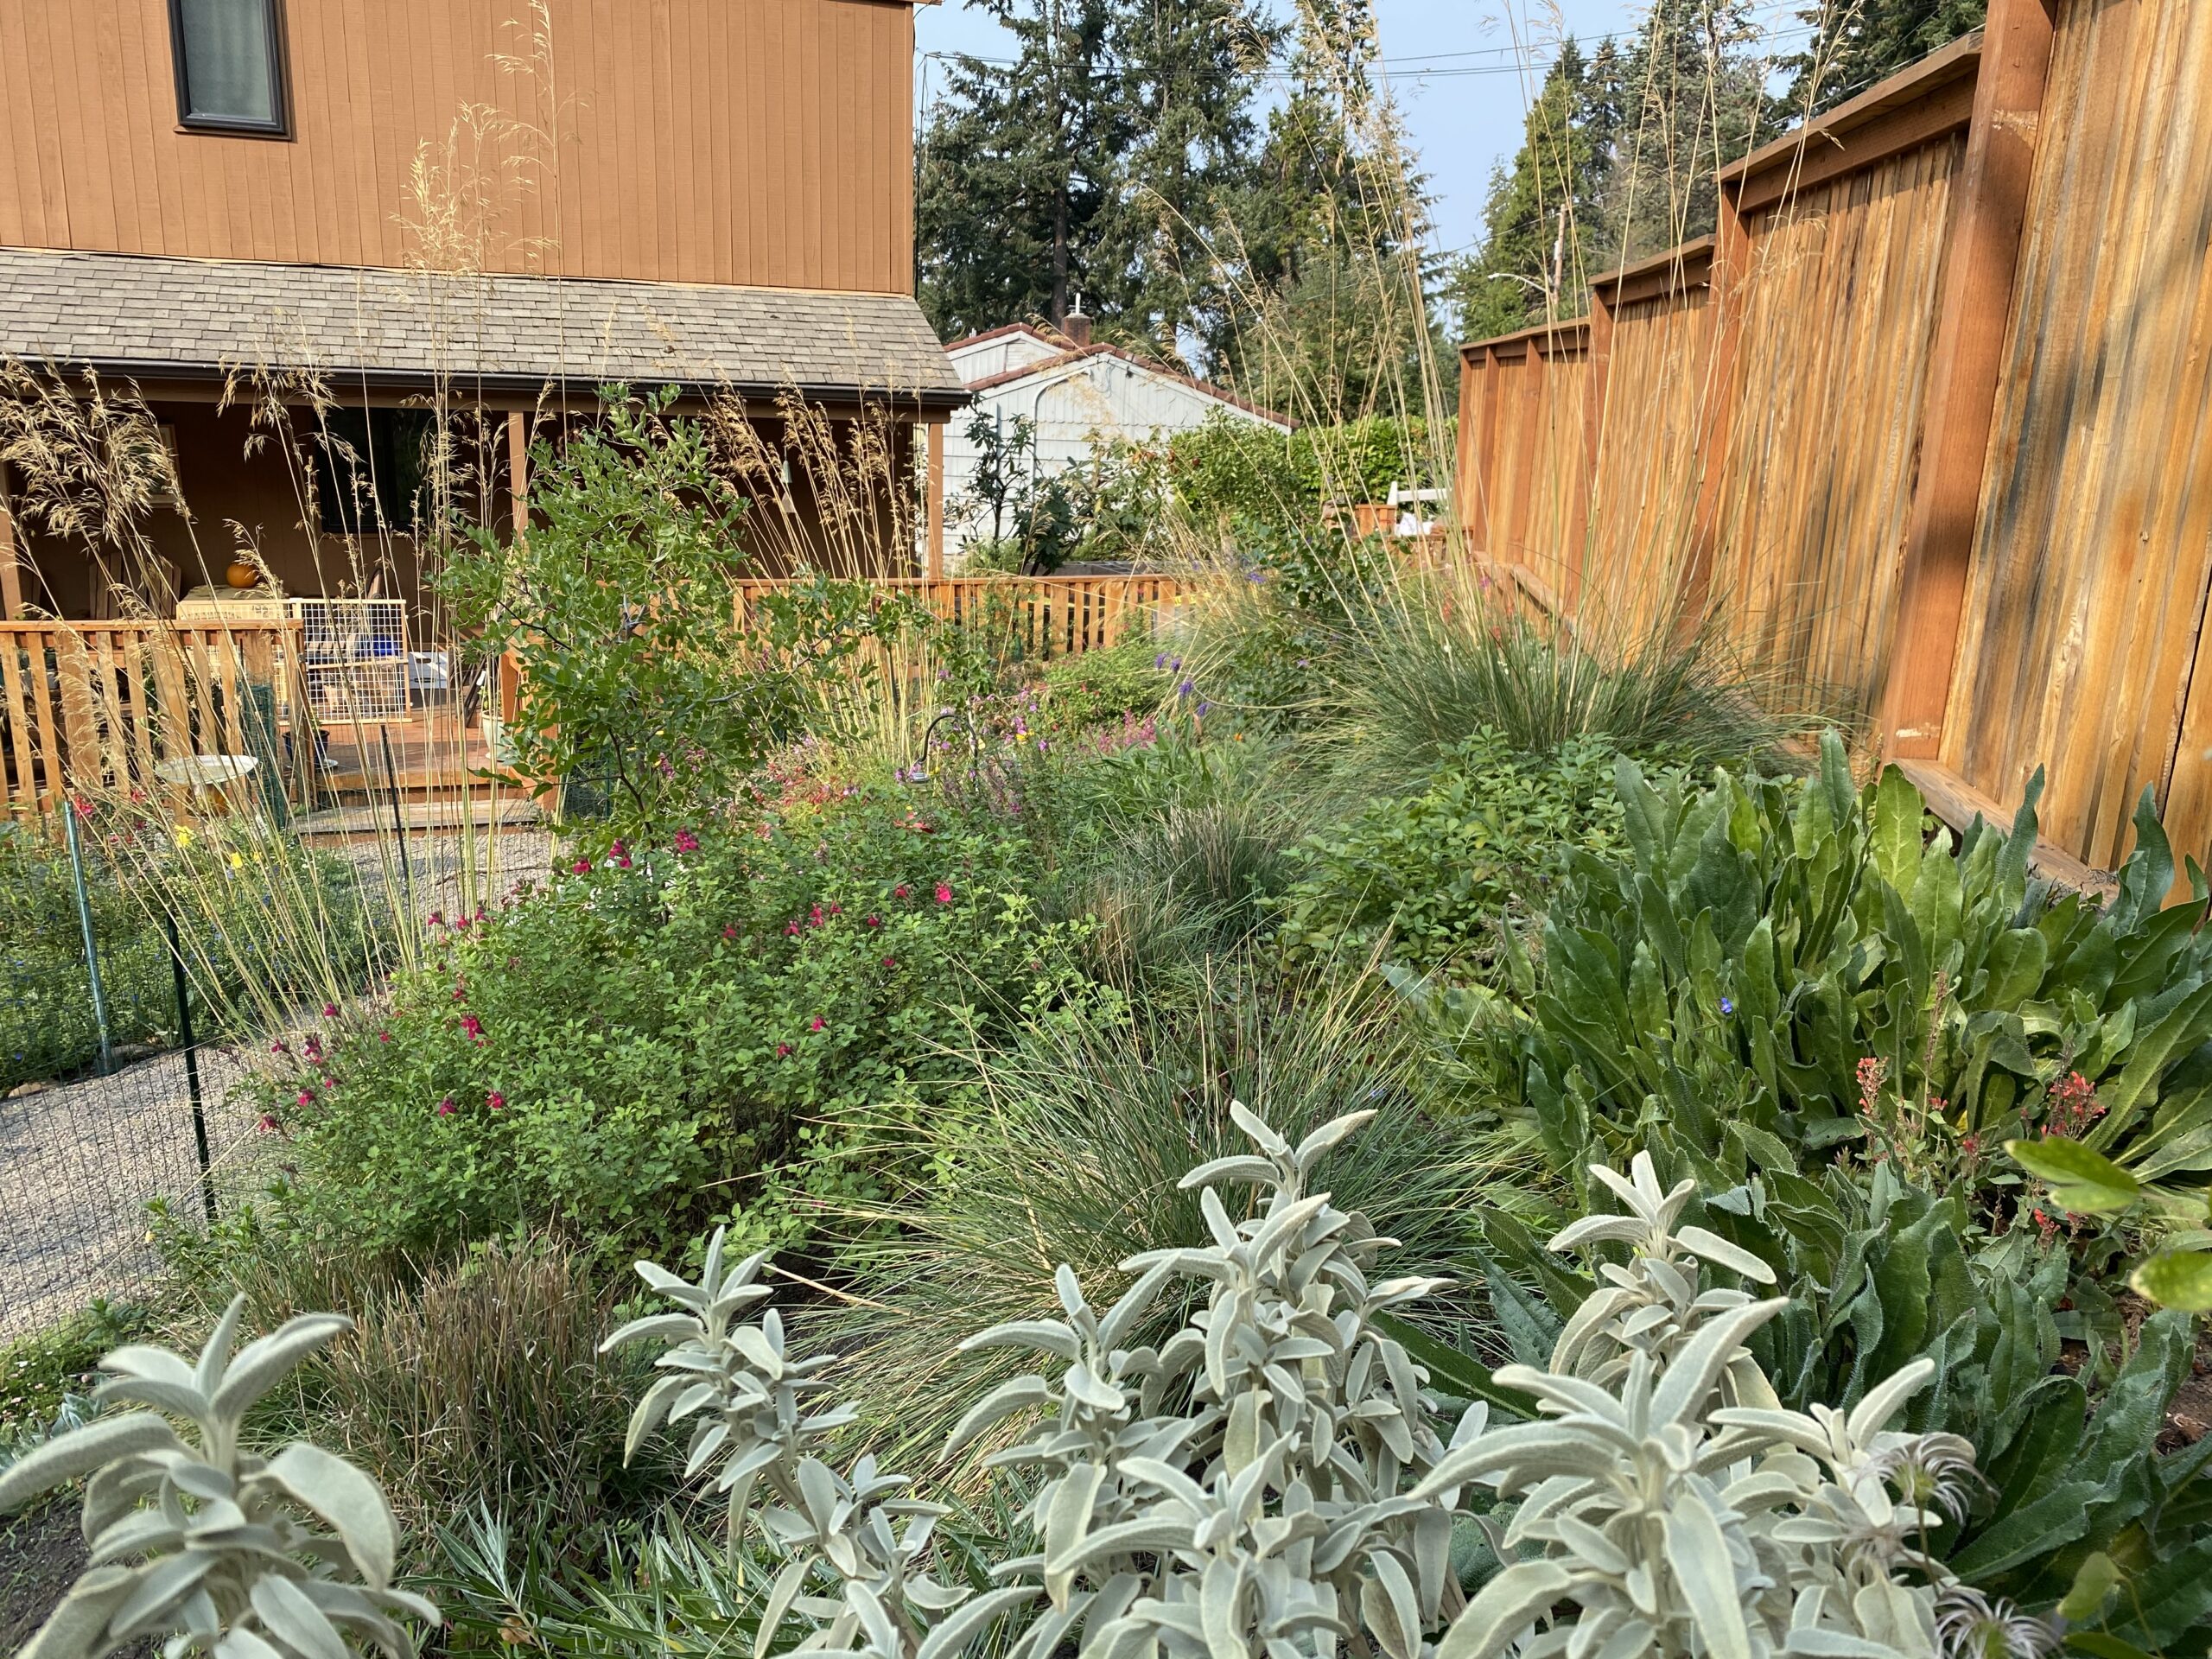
left=229, top=852, right=245, bottom=870
left=173, top=824, right=194, bottom=849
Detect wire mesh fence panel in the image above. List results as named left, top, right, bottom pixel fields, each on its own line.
left=0, top=1041, right=263, bottom=1345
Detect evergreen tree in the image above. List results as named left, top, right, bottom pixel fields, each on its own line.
left=1782, top=0, right=1985, bottom=117
left=917, top=0, right=1120, bottom=340
left=1592, top=0, right=1771, bottom=264
left=1210, top=0, right=1438, bottom=419
left=1440, top=39, right=1601, bottom=341
left=915, top=0, right=1273, bottom=354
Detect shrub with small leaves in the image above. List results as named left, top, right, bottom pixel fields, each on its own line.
left=0, top=1295, right=435, bottom=1659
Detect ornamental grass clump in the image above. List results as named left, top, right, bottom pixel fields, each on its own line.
left=0, top=1296, right=435, bottom=1659
left=609, top=1108, right=1979, bottom=1659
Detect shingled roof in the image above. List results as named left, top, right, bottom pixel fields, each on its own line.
left=0, top=248, right=967, bottom=410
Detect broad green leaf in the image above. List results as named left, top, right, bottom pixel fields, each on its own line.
left=2005, top=1136, right=2139, bottom=1215
left=0, top=1414, right=184, bottom=1513
left=2130, top=1249, right=2212, bottom=1313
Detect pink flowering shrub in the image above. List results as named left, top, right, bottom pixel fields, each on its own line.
left=240, top=785, right=1077, bottom=1267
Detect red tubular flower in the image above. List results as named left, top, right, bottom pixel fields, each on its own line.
left=296, top=1090, right=315, bottom=1107
left=865, top=915, right=881, bottom=928
left=723, top=924, right=739, bottom=939
left=270, top=1039, right=289, bottom=1056
left=321, top=1002, right=340, bottom=1019
left=378, top=1030, right=391, bottom=1044
left=935, top=882, right=952, bottom=904
left=573, top=858, right=591, bottom=874
left=257, top=1114, right=280, bottom=1135
left=435, top=1096, right=455, bottom=1116
left=776, top=1042, right=792, bottom=1058
left=810, top=1015, right=826, bottom=1032
left=675, top=829, right=701, bottom=853
left=785, top=920, right=802, bottom=936
left=809, top=905, right=825, bottom=927
left=894, top=884, right=910, bottom=899
left=461, top=1014, right=483, bottom=1039
left=881, top=957, right=895, bottom=968
left=487, top=1090, right=505, bottom=1110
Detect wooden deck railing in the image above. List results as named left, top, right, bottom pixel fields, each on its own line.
left=3, top=620, right=299, bottom=818
left=734, top=574, right=1190, bottom=659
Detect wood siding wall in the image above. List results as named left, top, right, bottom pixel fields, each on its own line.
left=1942, top=0, right=2212, bottom=871
left=0, top=0, right=915, bottom=295
left=1456, top=1, right=2212, bottom=880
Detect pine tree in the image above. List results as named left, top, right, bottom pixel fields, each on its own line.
left=1782, top=0, right=1985, bottom=118
left=1441, top=39, right=1600, bottom=341
left=916, top=0, right=1121, bottom=340
left=915, top=0, right=1274, bottom=353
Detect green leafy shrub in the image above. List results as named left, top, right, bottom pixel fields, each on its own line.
left=0, top=817, right=373, bottom=1090
left=1166, top=411, right=1449, bottom=535
left=1280, top=730, right=1647, bottom=979
left=1506, top=734, right=2212, bottom=1214
left=438, top=388, right=921, bottom=830
left=240, top=788, right=1074, bottom=1268
left=1037, top=639, right=1166, bottom=734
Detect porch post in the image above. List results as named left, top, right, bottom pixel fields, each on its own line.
left=925, top=417, right=946, bottom=581
left=0, top=460, right=22, bottom=620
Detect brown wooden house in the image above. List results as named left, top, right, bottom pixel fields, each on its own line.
left=0, top=0, right=966, bottom=626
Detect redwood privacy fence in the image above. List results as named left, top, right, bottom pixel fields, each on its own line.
left=1454, top=0, right=2212, bottom=886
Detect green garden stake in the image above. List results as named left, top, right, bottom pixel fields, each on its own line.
left=62, top=800, right=113, bottom=1076
left=165, top=910, right=217, bottom=1224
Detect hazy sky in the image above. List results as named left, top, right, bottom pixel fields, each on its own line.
left=912, top=1, right=1654, bottom=261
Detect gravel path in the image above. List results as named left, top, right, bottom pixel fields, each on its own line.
left=0, top=1043, right=261, bottom=1343
left=1, top=829, right=560, bottom=1344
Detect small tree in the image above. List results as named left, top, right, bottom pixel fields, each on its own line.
left=438, top=387, right=914, bottom=830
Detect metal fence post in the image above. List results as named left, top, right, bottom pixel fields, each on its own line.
left=164, top=911, right=217, bottom=1225
left=379, top=723, right=416, bottom=916
left=62, top=801, right=113, bottom=1076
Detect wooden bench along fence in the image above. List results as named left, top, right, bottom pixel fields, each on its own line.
left=3, top=620, right=299, bottom=819
left=1454, top=0, right=2212, bottom=883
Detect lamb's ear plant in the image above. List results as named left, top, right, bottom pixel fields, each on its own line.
left=0, top=1294, right=437, bottom=1659
left=603, top=1230, right=1033, bottom=1659
left=616, top=1109, right=1991, bottom=1659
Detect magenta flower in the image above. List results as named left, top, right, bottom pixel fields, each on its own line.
left=776, top=1042, right=792, bottom=1058
left=378, top=1030, right=391, bottom=1044
left=304, top=1035, right=322, bottom=1059
left=296, top=1090, right=315, bottom=1107
left=452, top=984, right=467, bottom=1002
left=486, top=1090, right=505, bottom=1111
left=321, top=1002, right=339, bottom=1019
left=881, top=956, right=895, bottom=969
left=865, top=915, right=881, bottom=929
left=435, top=1096, right=455, bottom=1116
left=895, top=884, right=911, bottom=899
left=270, top=1039, right=289, bottom=1056
left=616, top=855, right=632, bottom=869
left=461, top=1014, right=483, bottom=1039
left=611, top=839, right=627, bottom=857
left=809, top=905, right=825, bottom=927
left=428, top=910, right=446, bottom=927
left=675, top=829, right=701, bottom=853
left=723, top=924, right=739, bottom=939
left=785, top=920, right=802, bottom=937
left=935, top=882, right=952, bottom=904
left=828, top=902, right=843, bottom=916
left=573, top=858, right=591, bottom=874
left=810, top=1015, right=826, bottom=1032
left=257, top=1114, right=280, bottom=1135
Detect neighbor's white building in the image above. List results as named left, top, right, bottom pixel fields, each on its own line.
left=940, top=321, right=1291, bottom=559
